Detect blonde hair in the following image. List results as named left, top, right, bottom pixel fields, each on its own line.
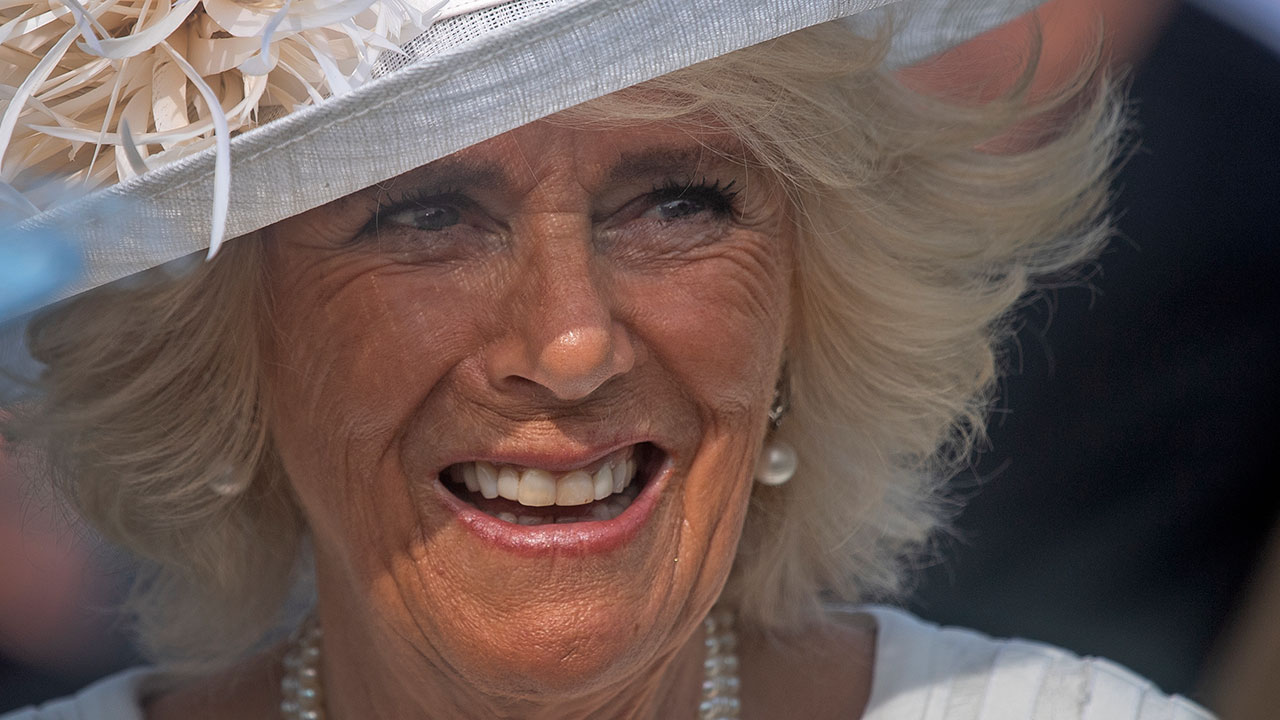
left=8, top=21, right=1121, bottom=671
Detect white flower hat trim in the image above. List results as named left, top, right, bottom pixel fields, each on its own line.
left=0, top=0, right=457, bottom=256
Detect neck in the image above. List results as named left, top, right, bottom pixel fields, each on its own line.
left=316, top=603, right=711, bottom=720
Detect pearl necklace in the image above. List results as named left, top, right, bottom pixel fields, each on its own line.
left=281, top=609, right=741, bottom=720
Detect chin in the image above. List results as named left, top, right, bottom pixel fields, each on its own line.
left=356, top=433, right=754, bottom=698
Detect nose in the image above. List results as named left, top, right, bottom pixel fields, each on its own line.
left=486, top=232, right=635, bottom=401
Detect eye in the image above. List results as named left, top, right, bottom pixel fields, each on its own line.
left=380, top=201, right=462, bottom=232
left=355, top=189, right=504, bottom=261
left=640, top=180, right=738, bottom=222
left=646, top=196, right=713, bottom=220
left=596, top=177, right=745, bottom=258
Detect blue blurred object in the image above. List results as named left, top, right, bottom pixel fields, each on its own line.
left=1192, top=0, right=1280, bottom=57
left=0, top=228, right=82, bottom=319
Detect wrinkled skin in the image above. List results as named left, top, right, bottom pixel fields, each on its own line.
left=256, top=119, right=794, bottom=719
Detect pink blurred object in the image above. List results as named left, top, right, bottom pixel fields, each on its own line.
left=897, top=0, right=1178, bottom=151
left=0, top=430, right=132, bottom=676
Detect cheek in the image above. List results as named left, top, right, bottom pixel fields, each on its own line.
left=271, top=277, right=430, bottom=441
left=627, top=238, right=791, bottom=587
left=262, top=253, right=490, bottom=541
left=626, top=236, right=792, bottom=429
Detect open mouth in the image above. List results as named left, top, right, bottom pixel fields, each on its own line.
left=442, top=443, right=663, bottom=525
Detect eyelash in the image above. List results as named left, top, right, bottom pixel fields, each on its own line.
left=363, top=186, right=467, bottom=236
left=645, top=177, right=741, bottom=218
left=361, top=176, right=743, bottom=238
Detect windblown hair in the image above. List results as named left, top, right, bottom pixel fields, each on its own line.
left=9, top=21, right=1121, bottom=671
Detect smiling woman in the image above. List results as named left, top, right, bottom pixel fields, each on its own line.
left=0, top=1, right=1214, bottom=719
left=256, top=120, right=795, bottom=711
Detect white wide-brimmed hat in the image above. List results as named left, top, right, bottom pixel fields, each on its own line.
left=0, top=0, right=1041, bottom=325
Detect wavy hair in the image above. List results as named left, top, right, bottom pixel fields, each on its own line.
left=7, top=20, right=1121, bottom=671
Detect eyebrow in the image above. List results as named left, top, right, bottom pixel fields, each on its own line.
left=376, top=143, right=743, bottom=198
left=379, top=156, right=512, bottom=195
left=605, top=146, right=740, bottom=186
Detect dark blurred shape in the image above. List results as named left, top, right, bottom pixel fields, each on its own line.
left=1204, top=526, right=1280, bottom=719
left=0, top=442, right=140, bottom=711
left=910, top=1, right=1280, bottom=702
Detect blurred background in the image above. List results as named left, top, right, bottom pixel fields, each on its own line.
left=905, top=0, right=1280, bottom=717
left=2, top=0, right=1277, bottom=715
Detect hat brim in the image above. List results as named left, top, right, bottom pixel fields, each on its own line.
left=5, top=0, right=1039, bottom=323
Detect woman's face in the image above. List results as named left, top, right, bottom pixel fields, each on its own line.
left=262, top=118, right=793, bottom=701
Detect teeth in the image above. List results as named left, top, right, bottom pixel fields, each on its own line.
left=557, top=470, right=595, bottom=506
left=612, top=460, right=628, bottom=494
left=517, top=469, right=556, bottom=507
left=475, top=461, right=498, bottom=499
left=448, top=450, right=641, bottom=509
left=497, top=467, right=519, bottom=501
left=462, top=464, right=479, bottom=493
left=593, top=466, right=612, bottom=501
left=590, top=482, right=639, bottom=522
left=489, top=483, right=641, bottom=525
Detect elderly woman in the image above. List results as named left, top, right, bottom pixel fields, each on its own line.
left=0, top=0, right=1213, bottom=718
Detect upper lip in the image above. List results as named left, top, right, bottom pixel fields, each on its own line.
left=433, top=438, right=658, bottom=476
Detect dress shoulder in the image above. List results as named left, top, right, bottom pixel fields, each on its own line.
left=0, top=668, right=154, bottom=720
left=854, top=606, right=1215, bottom=720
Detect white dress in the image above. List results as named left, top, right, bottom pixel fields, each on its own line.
left=858, top=607, right=1213, bottom=720
left=2, top=607, right=1214, bottom=719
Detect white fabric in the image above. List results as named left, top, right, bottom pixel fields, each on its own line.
left=0, top=668, right=151, bottom=720
left=860, top=607, right=1216, bottom=720
left=2, top=0, right=1042, bottom=325
left=1, top=607, right=1214, bottom=720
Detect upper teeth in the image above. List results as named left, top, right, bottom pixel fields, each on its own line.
left=451, top=451, right=637, bottom=508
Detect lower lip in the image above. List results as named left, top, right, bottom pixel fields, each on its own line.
left=435, top=458, right=670, bottom=556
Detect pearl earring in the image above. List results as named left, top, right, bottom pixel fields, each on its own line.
left=208, top=463, right=253, bottom=497
left=754, top=369, right=796, bottom=486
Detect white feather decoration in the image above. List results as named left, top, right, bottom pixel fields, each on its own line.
left=0, top=0, right=441, bottom=253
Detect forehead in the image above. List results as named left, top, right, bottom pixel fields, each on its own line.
left=392, top=119, right=751, bottom=195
